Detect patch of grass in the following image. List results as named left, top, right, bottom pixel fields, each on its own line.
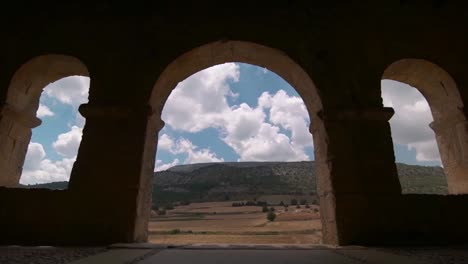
left=170, top=229, right=181, bottom=234
left=150, top=230, right=318, bottom=236
left=153, top=218, right=211, bottom=222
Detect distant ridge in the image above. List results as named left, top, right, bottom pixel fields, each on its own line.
left=20, top=181, right=68, bottom=190
left=167, top=161, right=288, bottom=173
left=153, top=161, right=448, bottom=206
left=22, top=161, right=448, bottom=197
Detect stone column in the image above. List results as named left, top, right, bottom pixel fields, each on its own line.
left=430, top=118, right=468, bottom=194
left=67, top=103, right=152, bottom=243
left=310, top=116, right=338, bottom=245
left=0, top=104, right=41, bottom=187
left=318, top=107, right=402, bottom=245
left=133, top=112, right=165, bottom=242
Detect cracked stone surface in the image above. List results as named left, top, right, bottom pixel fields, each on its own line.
left=0, top=247, right=106, bottom=264
left=378, top=247, right=468, bottom=264
left=3, top=245, right=468, bottom=264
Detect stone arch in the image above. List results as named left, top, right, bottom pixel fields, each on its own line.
left=139, top=40, right=336, bottom=244
left=0, top=54, right=89, bottom=187
left=383, top=58, right=468, bottom=194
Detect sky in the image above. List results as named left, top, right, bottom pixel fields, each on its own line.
left=20, top=63, right=442, bottom=185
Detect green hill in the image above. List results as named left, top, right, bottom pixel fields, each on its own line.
left=151, top=161, right=448, bottom=207
left=20, top=181, right=68, bottom=190
left=396, top=163, right=447, bottom=194
left=21, top=161, right=448, bottom=207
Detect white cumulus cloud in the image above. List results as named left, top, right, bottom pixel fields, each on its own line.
left=174, top=138, right=224, bottom=164
left=223, top=95, right=312, bottom=161
left=185, top=148, right=224, bottom=164
left=156, top=134, right=224, bottom=164
left=225, top=122, right=309, bottom=162
left=23, top=142, right=46, bottom=171
left=155, top=158, right=180, bottom=172
left=157, top=133, right=174, bottom=152
left=52, top=126, right=83, bottom=158
left=74, top=113, right=86, bottom=128
left=259, top=90, right=313, bottom=148
left=37, top=104, right=54, bottom=118
left=223, top=103, right=265, bottom=142
left=44, top=76, right=90, bottom=108
left=20, top=142, right=76, bottom=184
left=159, top=63, right=314, bottom=163
left=162, top=63, right=240, bottom=132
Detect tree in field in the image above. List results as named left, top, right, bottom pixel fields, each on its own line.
left=157, top=209, right=166, bottom=216
left=279, top=201, right=285, bottom=206
left=262, top=205, right=269, bottom=212
left=267, top=211, right=276, bottom=222
left=300, top=199, right=307, bottom=205
left=246, top=201, right=256, bottom=206
left=291, top=199, right=298, bottom=205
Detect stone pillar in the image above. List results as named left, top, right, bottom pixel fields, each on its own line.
left=0, top=104, right=41, bottom=187
left=133, top=112, right=165, bottom=242
left=310, top=117, right=338, bottom=245
left=67, top=103, right=152, bottom=243
left=430, top=118, right=468, bottom=194
left=318, top=107, right=402, bottom=245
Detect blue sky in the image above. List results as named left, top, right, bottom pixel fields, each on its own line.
left=20, top=63, right=442, bottom=184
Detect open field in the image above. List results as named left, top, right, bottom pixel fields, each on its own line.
left=148, top=200, right=322, bottom=245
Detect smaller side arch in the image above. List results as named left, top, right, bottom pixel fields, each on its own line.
left=383, top=58, right=468, bottom=194
left=0, top=54, right=89, bottom=187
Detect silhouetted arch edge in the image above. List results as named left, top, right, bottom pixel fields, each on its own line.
left=0, top=54, right=89, bottom=187
left=383, top=58, right=468, bottom=194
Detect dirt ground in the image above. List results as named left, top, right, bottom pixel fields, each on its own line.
left=148, top=201, right=322, bottom=244
left=148, top=234, right=321, bottom=244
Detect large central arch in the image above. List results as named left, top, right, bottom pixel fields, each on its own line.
left=135, top=41, right=337, bottom=244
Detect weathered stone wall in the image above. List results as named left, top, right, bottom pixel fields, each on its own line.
left=0, top=2, right=468, bottom=246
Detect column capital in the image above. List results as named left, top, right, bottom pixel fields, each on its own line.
left=429, top=117, right=467, bottom=134
left=0, top=104, right=41, bottom=128
left=317, top=107, right=394, bottom=122
left=148, top=112, right=165, bottom=132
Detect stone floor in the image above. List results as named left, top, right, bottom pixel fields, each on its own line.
left=0, top=246, right=106, bottom=264
left=1, top=244, right=468, bottom=264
